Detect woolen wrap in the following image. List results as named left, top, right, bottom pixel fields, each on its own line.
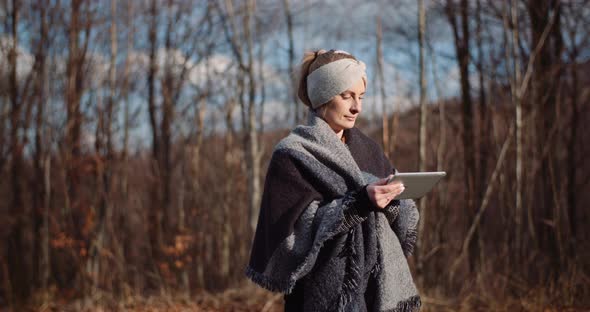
left=246, top=113, right=421, bottom=311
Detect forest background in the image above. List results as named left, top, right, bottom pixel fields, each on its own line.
left=1, top=0, right=589, bottom=311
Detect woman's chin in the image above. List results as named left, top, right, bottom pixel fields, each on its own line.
left=328, top=120, right=355, bottom=133
left=343, top=120, right=356, bottom=128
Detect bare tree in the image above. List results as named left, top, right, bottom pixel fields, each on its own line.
left=497, top=0, right=525, bottom=263
left=146, top=0, right=163, bottom=285
left=475, top=0, right=489, bottom=207
left=64, top=0, right=89, bottom=215
left=5, top=0, right=48, bottom=303
left=219, top=0, right=263, bottom=236
left=31, top=0, right=52, bottom=296
left=562, top=1, right=589, bottom=249
left=145, top=0, right=213, bottom=290
left=416, top=0, right=427, bottom=281
left=86, top=0, right=120, bottom=297
left=283, top=0, right=299, bottom=125
left=376, top=16, right=389, bottom=154
left=6, top=0, right=29, bottom=303
left=444, top=0, right=477, bottom=272
left=527, top=0, right=563, bottom=265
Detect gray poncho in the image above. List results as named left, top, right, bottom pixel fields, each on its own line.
left=246, top=114, right=421, bottom=311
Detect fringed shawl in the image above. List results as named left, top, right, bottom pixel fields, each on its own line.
left=246, top=114, right=421, bottom=311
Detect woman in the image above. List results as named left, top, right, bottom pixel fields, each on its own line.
left=246, top=49, right=421, bottom=312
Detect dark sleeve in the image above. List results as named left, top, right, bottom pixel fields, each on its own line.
left=336, top=185, right=373, bottom=233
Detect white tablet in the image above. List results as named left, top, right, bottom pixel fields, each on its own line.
left=386, top=171, right=446, bottom=200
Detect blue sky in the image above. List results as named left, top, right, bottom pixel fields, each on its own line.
left=0, top=0, right=465, bottom=151
left=6, top=0, right=588, bottom=151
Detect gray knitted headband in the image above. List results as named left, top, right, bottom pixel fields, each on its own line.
left=306, top=58, right=367, bottom=109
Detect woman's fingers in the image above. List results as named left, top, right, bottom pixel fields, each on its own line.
left=380, top=184, right=405, bottom=201
left=375, top=182, right=404, bottom=194
left=375, top=175, right=394, bottom=186
left=393, top=184, right=405, bottom=197
left=367, top=177, right=405, bottom=209
left=373, top=188, right=403, bottom=208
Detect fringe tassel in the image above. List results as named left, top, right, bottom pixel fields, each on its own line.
left=378, top=296, right=422, bottom=312
left=244, top=266, right=294, bottom=294
left=401, top=229, right=418, bottom=257
left=386, top=295, right=422, bottom=312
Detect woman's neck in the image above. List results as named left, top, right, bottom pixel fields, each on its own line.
left=314, top=112, right=344, bottom=140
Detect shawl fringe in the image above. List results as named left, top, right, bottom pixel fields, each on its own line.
left=245, top=265, right=295, bottom=294
left=386, top=295, right=422, bottom=312
left=402, top=228, right=418, bottom=257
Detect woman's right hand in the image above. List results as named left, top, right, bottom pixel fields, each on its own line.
left=366, top=175, right=405, bottom=209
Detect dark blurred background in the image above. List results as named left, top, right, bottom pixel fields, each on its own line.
left=1, top=0, right=589, bottom=310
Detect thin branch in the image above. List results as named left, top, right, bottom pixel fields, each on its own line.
left=450, top=122, right=514, bottom=280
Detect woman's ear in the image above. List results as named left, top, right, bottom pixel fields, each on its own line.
left=314, top=105, right=327, bottom=119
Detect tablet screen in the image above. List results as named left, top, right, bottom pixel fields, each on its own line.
left=389, top=172, right=446, bottom=200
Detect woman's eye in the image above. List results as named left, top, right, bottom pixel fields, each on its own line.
left=359, top=97, right=364, bottom=100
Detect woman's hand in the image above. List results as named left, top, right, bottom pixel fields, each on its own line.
left=366, top=175, right=405, bottom=209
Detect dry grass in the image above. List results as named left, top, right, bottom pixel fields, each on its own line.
left=16, top=281, right=589, bottom=312
left=20, top=282, right=283, bottom=312
left=14, top=263, right=590, bottom=312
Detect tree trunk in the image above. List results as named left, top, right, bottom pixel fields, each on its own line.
left=389, top=72, right=403, bottom=158
left=7, top=0, right=29, bottom=303
left=161, top=4, right=175, bottom=252
left=32, top=0, right=50, bottom=296
left=429, top=27, right=448, bottom=285
left=190, top=93, right=207, bottom=288
left=476, top=0, right=488, bottom=208
left=65, top=0, right=84, bottom=213
left=445, top=0, right=477, bottom=272
left=237, top=0, right=262, bottom=237
left=283, top=0, right=299, bottom=125
left=527, top=0, right=562, bottom=269
left=567, top=53, right=578, bottom=246
left=416, top=0, right=427, bottom=282
left=146, top=0, right=163, bottom=288
left=511, top=0, right=524, bottom=263
left=89, top=0, right=118, bottom=296
left=376, top=16, right=389, bottom=154
left=120, top=0, right=136, bottom=292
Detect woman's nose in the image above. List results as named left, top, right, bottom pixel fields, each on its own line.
left=350, top=99, right=361, bottom=114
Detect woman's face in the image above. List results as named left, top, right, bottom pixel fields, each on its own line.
left=319, top=78, right=366, bottom=134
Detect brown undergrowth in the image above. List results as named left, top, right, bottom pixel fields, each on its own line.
left=17, top=276, right=589, bottom=312
left=20, top=281, right=281, bottom=312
